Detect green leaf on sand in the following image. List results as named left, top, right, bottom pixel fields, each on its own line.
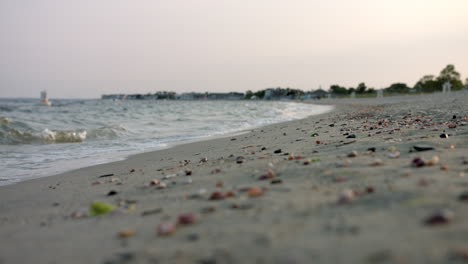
left=89, top=201, right=115, bottom=216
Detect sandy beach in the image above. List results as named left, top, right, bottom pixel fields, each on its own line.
left=1, top=92, right=467, bottom=264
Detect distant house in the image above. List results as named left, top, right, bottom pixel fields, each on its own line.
left=302, top=89, right=329, bottom=99
left=207, top=92, right=244, bottom=100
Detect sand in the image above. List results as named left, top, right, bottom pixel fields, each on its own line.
left=0, top=92, right=467, bottom=264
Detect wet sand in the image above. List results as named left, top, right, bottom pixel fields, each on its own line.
left=0, top=92, right=467, bottom=264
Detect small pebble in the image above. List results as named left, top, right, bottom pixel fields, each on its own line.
left=411, top=157, right=425, bottom=167
left=440, top=165, right=448, bottom=171
left=367, top=147, right=376, bottom=152
left=346, top=134, right=356, bottom=138
left=274, top=149, right=282, bottom=154
left=347, top=151, right=358, bottom=158
left=178, top=213, right=197, bottom=225
left=118, top=229, right=136, bottom=238
left=271, top=179, right=283, bottom=184
left=209, top=191, right=226, bottom=200
left=248, top=187, right=265, bottom=197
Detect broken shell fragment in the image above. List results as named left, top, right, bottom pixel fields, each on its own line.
left=157, top=223, right=176, bottom=236
left=387, top=152, right=400, bottom=159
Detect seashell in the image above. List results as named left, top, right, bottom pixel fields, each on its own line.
left=70, top=208, right=89, bottom=218
left=337, top=189, right=355, bottom=204
left=157, top=223, right=176, bottom=236
left=426, top=156, right=439, bottom=166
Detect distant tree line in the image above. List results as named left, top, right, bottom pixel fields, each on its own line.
left=244, top=87, right=304, bottom=100
left=326, top=64, right=466, bottom=96
left=103, top=64, right=466, bottom=100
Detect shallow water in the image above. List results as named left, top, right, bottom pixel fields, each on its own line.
left=0, top=99, right=333, bottom=185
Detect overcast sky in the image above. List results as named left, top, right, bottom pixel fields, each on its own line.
left=1, top=0, right=467, bottom=98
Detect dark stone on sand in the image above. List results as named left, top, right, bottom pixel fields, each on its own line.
left=141, top=208, right=163, bottom=216
left=440, top=133, right=449, bottom=138
left=99, top=173, right=114, bottom=178
left=367, top=147, right=376, bottom=152
left=453, top=115, right=457, bottom=119
left=413, top=145, right=434, bottom=152
left=274, top=149, right=282, bottom=154
left=346, top=134, right=356, bottom=138
left=107, top=190, right=118, bottom=196
left=458, top=191, right=468, bottom=201
left=424, top=209, right=454, bottom=226
left=187, top=233, right=200, bottom=241
left=329, top=124, right=335, bottom=127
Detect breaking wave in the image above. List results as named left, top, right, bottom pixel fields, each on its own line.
left=0, top=98, right=333, bottom=185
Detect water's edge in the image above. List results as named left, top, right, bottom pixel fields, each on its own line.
left=1, top=102, right=335, bottom=186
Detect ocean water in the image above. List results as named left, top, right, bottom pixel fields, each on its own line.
left=0, top=99, right=333, bottom=185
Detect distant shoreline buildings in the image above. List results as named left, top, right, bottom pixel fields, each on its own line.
left=101, top=88, right=329, bottom=101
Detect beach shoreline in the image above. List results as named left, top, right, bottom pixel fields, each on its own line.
left=1, top=92, right=467, bottom=264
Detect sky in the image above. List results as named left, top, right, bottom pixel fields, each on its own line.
left=1, top=0, right=467, bottom=98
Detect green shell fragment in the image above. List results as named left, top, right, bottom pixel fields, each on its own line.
left=89, top=201, right=115, bottom=216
